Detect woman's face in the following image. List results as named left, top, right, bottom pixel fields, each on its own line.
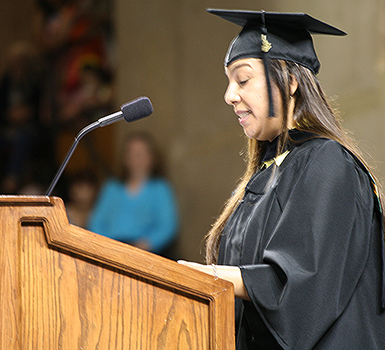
left=224, top=58, right=286, bottom=141
left=124, top=138, right=154, bottom=178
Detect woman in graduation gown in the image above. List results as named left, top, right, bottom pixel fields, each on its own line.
left=179, top=8, right=385, bottom=350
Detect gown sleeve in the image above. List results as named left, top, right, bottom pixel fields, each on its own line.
left=239, top=140, right=376, bottom=349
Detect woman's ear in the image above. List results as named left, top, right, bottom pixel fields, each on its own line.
left=289, top=74, right=298, bottom=97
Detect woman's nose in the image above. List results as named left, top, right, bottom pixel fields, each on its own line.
left=224, top=84, right=239, bottom=106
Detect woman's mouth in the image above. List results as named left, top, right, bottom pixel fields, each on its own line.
left=236, top=110, right=252, bottom=124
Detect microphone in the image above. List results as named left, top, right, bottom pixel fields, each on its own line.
left=45, top=96, right=153, bottom=196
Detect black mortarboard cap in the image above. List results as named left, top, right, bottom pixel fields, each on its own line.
left=207, top=9, right=346, bottom=73
left=207, top=9, right=346, bottom=117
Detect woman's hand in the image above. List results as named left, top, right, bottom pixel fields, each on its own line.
left=177, top=260, right=250, bottom=300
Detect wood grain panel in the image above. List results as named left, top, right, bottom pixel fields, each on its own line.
left=0, top=196, right=234, bottom=349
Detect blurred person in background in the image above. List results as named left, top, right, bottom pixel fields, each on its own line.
left=88, top=132, right=179, bottom=258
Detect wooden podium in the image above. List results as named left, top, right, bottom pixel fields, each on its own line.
left=0, top=196, right=234, bottom=349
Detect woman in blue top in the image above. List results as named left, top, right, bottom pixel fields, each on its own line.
left=88, top=132, right=178, bottom=256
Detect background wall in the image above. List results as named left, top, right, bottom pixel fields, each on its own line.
left=2, top=0, right=385, bottom=262
left=0, top=1, right=37, bottom=72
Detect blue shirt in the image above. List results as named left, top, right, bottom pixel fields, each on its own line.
left=88, top=178, right=178, bottom=254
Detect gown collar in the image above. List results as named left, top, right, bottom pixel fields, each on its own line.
left=261, top=129, right=316, bottom=165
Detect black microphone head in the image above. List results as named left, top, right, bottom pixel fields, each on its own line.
left=120, top=96, right=153, bottom=123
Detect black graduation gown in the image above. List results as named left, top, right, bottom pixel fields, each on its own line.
left=218, top=133, right=385, bottom=349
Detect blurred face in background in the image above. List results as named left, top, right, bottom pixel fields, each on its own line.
left=124, top=137, right=154, bottom=180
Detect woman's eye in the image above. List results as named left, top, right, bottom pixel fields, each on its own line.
left=239, top=79, right=248, bottom=86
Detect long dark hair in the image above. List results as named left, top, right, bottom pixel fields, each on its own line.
left=205, top=59, right=385, bottom=264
